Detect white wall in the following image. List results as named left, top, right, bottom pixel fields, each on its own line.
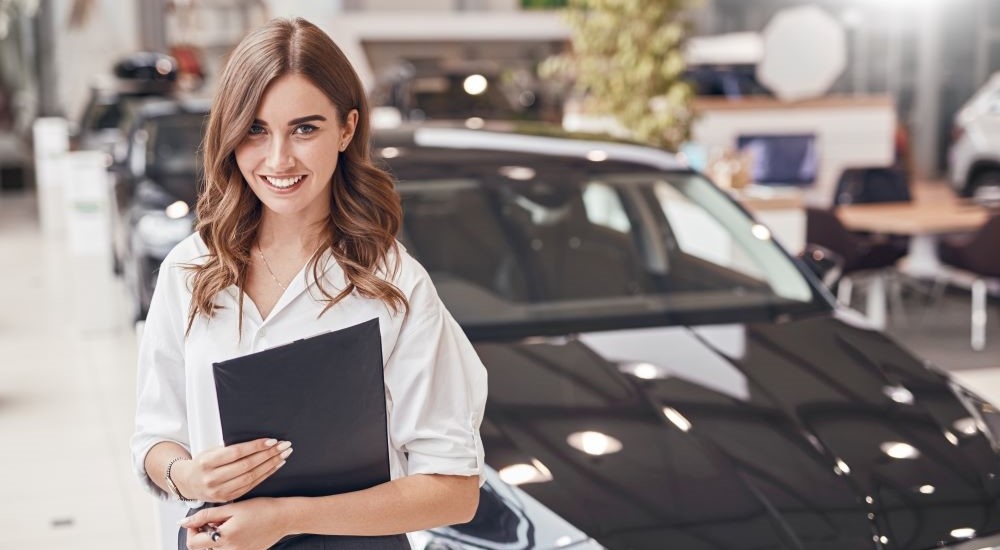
left=52, top=0, right=140, bottom=119
left=260, top=0, right=343, bottom=21
left=351, top=0, right=520, bottom=10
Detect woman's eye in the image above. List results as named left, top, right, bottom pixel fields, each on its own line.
left=248, top=124, right=266, bottom=136
left=294, top=124, right=318, bottom=135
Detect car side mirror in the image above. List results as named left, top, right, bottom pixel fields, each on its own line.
left=797, top=244, right=844, bottom=288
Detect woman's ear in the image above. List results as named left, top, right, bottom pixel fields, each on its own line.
left=340, top=109, right=359, bottom=152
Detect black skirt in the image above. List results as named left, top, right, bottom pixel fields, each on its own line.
left=178, top=505, right=412, bottom=550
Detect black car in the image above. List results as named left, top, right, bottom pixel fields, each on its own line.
left=138, top=123, right=1000, bottom=548
left=109, top=97, right=208, bottom=320
left=75, top=52, right=178, bottom=156
left=377, top=125, right=1000, bottom=550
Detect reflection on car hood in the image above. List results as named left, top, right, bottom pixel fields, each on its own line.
left=474, top=316, right=1000, bottom=550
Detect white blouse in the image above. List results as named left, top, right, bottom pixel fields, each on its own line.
left=131, top=233, right=487, bottom=506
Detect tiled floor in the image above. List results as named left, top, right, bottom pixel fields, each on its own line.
left=0, top=191, right=158, bottom=550
left=0, top=187, right=998, bottom=550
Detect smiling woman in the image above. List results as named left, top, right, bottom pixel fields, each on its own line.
left=235, top=74, right=354, bottom=227
left=130, top=17, right=487, bottom=550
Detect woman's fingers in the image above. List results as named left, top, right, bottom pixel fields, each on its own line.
left=214, top=446, right=292, bottom=501
left=184, top=526, right=220, bottom=550
left=230, top=449, right=291, bottom=500
left=190, top=438, right=290, bottom=502
left=202, top=437, right=281, bottom=469
left=207, top=441, right=291, bottom=488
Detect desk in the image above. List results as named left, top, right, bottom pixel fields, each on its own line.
left=837, top=201, right=990, bottom=278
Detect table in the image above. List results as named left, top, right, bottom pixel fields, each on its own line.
left=835, top=201, right=990, bottom=329
left=837, top=201, right=990, bottom=277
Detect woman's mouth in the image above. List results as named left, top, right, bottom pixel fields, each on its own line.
left=262, top=174, right=306, bottom=193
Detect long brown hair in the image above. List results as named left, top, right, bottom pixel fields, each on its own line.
left=186, top=17, right=407, bottom=334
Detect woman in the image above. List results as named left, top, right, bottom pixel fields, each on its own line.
left=131, top=17, right=487, bottom=550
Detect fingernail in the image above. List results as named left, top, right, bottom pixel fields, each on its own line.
left=280, top=448, right=294, bottom=460
left=265, top=438, right=278, bottom=447
left=277, top=460, right=286, bottom=469
left=177, top=518, right=190, bottom=526
left=277, top=441, right=292, bottom=451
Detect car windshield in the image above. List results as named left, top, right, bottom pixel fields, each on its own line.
left=394, top=151, right=826, bottom=339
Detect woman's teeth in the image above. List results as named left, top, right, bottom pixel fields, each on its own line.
left=265, top=175, right=303, bottom=188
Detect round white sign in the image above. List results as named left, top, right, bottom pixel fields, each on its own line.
left=757, top=5, right=847, bottom=101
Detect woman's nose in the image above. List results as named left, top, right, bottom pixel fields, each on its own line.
left=265, top=137, right=294, bottom=171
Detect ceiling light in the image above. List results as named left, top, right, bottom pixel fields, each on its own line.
left=879, top=535, right=888, bottom=544
left=950, top=527, right=976, bottom=539
left=663, top=407, right=692, bottom=432
left=463, top=74, right=488, bottom=96
left=835, top=458, right=851, bottom=475
left=881, top=441, right=920, bottom=460
left=379, top=147, right=400, bottom=159
left=464, top=117, right=485, bottom=129
left=918, top=484, right=935, bottom=495
left=498, top=459, right=553, bottom=486
left=954, top=417, right=979, bottom=436
left=165, top=201, right=189, bottom=219
left=586, top=150, right=608, bottom=162
left=617, top=361, right=668, bottom=380
left=498, top=166, right=536, bottom=181
left=567, top=430, right=623, bottom=456
left=750, top=224, right=772, bottom=241
left=883, top=385, right=914, bottom=405
left=155, top=58, right=174, bottom=75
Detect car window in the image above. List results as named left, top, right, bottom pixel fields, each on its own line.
left=85, top=102, right=125, bottom=131
left=145, top=113, right=205, bottom=175
left=647, top=174, right=812, bottom=303
left=395, top=156, right=824, bottom=336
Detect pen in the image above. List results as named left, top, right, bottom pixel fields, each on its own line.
left=201, top=525, right=221, bottom=543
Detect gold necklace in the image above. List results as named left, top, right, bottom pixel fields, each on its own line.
left=256, top=243, right=288, bottom=290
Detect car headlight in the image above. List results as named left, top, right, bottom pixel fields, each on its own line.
left=136, top=210, right=193, bottom=250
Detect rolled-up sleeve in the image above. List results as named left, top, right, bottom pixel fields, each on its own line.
left=130, top=258, right=190, bottom=499
left=384, top=273, right=488, bottom=485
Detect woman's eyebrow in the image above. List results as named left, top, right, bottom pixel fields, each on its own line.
left=288, top=115, right=326, bottom=125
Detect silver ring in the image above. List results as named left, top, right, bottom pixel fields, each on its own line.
left=211, top=531, right=222, bottom=542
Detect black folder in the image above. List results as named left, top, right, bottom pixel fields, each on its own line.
left=213, top=318, right=389, bottom=500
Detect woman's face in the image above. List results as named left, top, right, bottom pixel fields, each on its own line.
left=235, top=73, right=357, bottom=222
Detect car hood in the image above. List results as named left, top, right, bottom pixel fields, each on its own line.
left=470, top=314, right=1000, bottom=550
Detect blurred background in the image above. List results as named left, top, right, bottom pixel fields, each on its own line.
left=3, top=0, right=1000, bottom=548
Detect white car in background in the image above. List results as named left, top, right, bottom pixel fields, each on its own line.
left=950, top=71, right=1000, bottom=203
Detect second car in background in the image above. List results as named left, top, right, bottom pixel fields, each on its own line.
left=108, top=97, right=208, bottom=320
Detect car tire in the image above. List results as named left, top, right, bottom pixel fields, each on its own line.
left=967, top=167, right=1000, bottom=203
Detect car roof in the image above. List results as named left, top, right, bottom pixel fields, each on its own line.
left=124, top=96, right=211, bottom=123
left=374, top=123, right=689, bottom=172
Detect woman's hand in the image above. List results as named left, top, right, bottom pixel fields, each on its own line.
left=174, top=438, right=293, bottom=503
left=181, top=498, right=291, bottom=550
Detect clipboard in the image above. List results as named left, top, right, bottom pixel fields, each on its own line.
left=212, top=317, right=389, bottom=500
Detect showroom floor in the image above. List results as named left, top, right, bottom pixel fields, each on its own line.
left=1, top=188, right=998, bottom=550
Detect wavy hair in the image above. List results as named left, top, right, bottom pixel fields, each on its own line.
left=186, top=17, right=406, bottom=334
